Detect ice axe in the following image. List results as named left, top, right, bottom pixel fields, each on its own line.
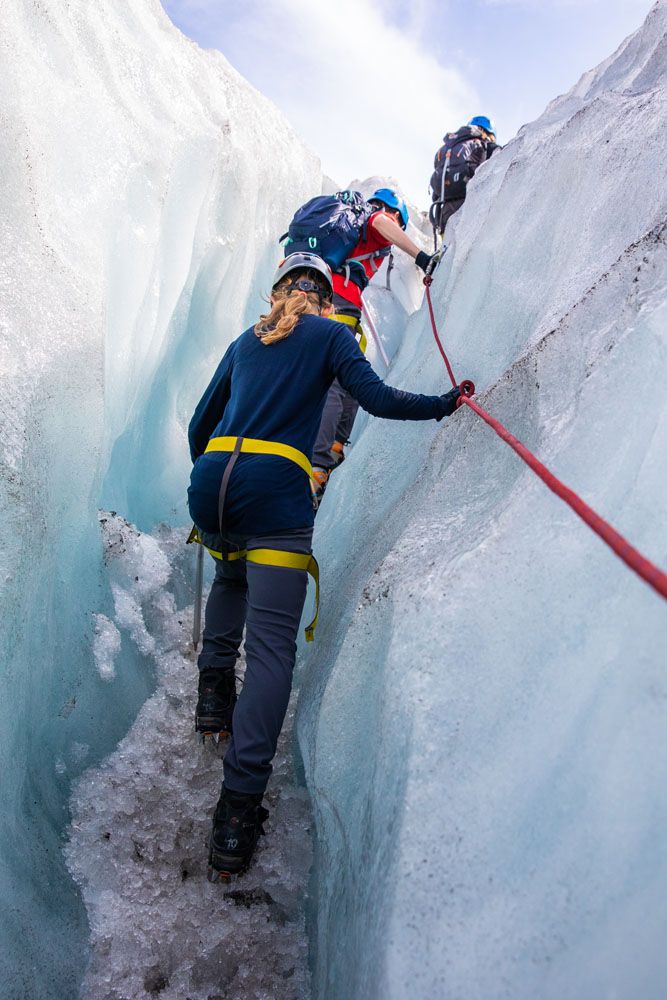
left=187, top=525, right=205, bottom=651
left=193, top=543, right=204, bottom=650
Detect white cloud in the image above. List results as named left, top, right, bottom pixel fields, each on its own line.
left=483, top=0, right=649, bottom=6
left=163, top=0, right=477, bottom=206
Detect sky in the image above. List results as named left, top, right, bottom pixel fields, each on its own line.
left=160, top=0, right=654, bottom=207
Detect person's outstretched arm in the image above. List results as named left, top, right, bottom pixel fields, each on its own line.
left=371, top=213, right=436, bottom=274
left=330, top=325, right=459, bottom=421
left=371, top=212, right=422, bottom=259
left=188, top=342, right=236, bottom=461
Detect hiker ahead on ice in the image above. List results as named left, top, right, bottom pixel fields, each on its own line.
left=281, top=188, right=439, bottom=506
left=187, top=252, right=461, bottom=880
left=429, top=116, right=499, bottom=237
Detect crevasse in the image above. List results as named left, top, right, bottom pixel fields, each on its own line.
left=1, top=0, right=666, bottom=998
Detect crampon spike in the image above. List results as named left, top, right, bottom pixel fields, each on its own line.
left=198, top=730, right=231, bottom=746
left=207, top=866, right=233, bottom=884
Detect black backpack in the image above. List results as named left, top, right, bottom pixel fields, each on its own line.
left=280, top=190, right=376, bottom=270
left=430, top=127, right=486, bottom=203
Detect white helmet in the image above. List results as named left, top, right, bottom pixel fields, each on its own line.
left=272, top=252, right=334, bottom=299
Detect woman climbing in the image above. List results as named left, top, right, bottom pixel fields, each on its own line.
left=187, top=251, right=462, bottom=880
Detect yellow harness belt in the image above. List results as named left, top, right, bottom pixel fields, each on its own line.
left=188, top=527, right=320, bottom=642
left=205, top=435, right=313, bottom=479
left=332, top=312, right=367, bottom=355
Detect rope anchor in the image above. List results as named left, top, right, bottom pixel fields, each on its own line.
left=457, top=379, right=475, bottom=407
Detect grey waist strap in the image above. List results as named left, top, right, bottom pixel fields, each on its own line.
left=218, top=436, right=243, bottom=533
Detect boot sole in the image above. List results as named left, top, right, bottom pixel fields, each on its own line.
left=207, top=850, right=253, bottom=882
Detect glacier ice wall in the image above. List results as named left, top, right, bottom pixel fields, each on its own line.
left=0, top=1, right=320, bottom=995
left=67, top=515, right=313, bottom=1000
left=298, top=4, right=667, bottom=998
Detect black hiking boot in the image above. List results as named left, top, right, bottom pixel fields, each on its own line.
left=195, top=667, right=236, bottom=744
left=207, top=788, right=269, bottom=882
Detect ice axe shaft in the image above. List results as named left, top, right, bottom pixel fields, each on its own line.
left=360, top=302, right=390, bottom=367
left=193, top=541, right=204, bottom=650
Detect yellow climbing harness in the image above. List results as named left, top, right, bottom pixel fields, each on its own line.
left=332, top=312, right=367, bottom=355
left=191, top=434, right=320, bottom=641
left=188, top=527, right=320, bottom=642
left=205, top=435, right=313, bottom=479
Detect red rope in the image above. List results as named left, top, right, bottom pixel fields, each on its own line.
left=423, top=278, right=667, bottom=601
left=424, top=278, right=458, bottom=387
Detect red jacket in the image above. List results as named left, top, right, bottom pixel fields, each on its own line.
left=332, top=211, right=391, bottom=309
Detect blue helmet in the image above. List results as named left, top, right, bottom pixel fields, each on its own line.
left=469, top=115, right=496, bottom=137
left=370, top=187, right=409, bottom=229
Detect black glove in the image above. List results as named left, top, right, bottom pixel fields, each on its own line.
left=415, top=250, right=433, bottom=273
left=416, top=249, right=443, bottom=276
left=437, top=386, right=461, bottom=419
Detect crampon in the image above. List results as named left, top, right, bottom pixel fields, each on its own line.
left=207, top=789, right=269, bottom=882
left=195, top=667, right=236, bottom=745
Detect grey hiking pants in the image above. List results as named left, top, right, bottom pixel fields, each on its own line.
left=312, top=297, right=362, bottom=469
left=312, top=379, right=359, bottom=468
left=197, top=527, right=313, bottom=795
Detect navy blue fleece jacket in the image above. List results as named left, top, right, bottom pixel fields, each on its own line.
left=188, top=314, right=448, bottom=535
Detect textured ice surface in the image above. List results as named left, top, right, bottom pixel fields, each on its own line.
left=92, top=615, right=121, bottom=682
left=68, top=517, right=312, bottom=1000
left=0, top=0, right=321, bottom=995
left=298, top=5, right=667, bottom=998
left=3, top=0, right=667, bottom=995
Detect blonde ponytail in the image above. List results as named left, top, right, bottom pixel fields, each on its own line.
left=254, top=280, right=324, bottom=345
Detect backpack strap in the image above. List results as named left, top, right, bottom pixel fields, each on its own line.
left=346, top=247, right=390, bottom=269
left=339, top=248, right=390, bottom=287
left=441, top=149, right=452, bottom=202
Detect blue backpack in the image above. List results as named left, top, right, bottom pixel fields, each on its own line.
left=280, top=190, right=376, bottom=270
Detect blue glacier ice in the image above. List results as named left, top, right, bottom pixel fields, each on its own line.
left=0, top=0, right=666, bottom=997
left=298, top=4, right=667, bottom=997
left=0, top=1, right=320, bottom=996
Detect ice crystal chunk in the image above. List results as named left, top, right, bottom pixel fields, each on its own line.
left=93, top=615, right=121, bottom=682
